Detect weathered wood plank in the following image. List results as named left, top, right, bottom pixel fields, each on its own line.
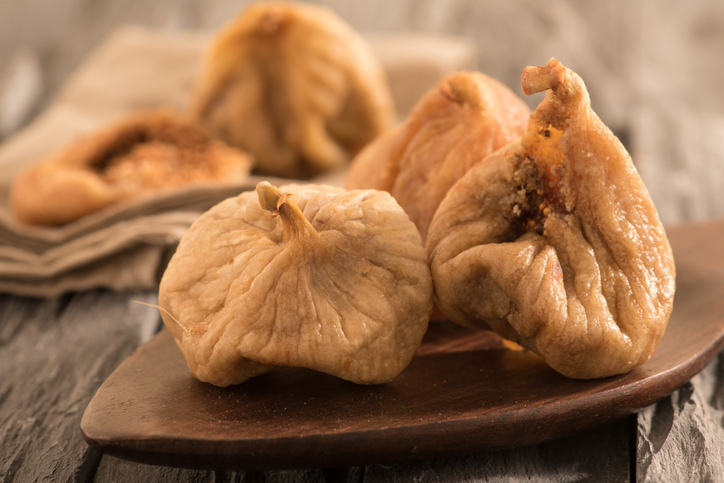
left=0, top=290, right=160, bottom=482
left=362, top=416, right=631, bottom=483
left=93, top=455, right=365, bottom=483
left=93, top=456, right=220, bottom=483
left=637, top=352, right=724, bottom=483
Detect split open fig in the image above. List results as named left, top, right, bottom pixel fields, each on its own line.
left=10, top=110, right=252, bottom=226
left=427, top=59, right=676, bottom=379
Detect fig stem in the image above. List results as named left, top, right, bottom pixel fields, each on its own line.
left=521, top=58, right=567, bottom=96
left=256, top=181, right=319, bottom=242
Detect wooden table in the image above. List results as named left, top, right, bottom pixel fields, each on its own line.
left=3, top=221, right=724, bottom=482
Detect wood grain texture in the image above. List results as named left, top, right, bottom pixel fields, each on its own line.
left=93, top=456, right=364, bottom=483
left=634, top=217, right=724, bottom=482
left=636, top=376, right=724, bottom=483
left=81, top=219, right=724, bottom=472
left=0, top=290, right=160, bottom=482
left=363, top=416, right=632, bottom=483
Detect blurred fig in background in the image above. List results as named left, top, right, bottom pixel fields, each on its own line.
left=191, top=2, right=395, bottom=179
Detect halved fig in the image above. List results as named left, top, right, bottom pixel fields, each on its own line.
left=158, top=182, right=432, bottom=387
left=427, top=59, right=676, bottom=379
left=345, top=71, right=530, bottom=244
left=191, top=2, right=394, bottom=178
left=10, top=109, right=252, bottom=226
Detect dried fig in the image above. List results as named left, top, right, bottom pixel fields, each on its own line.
left=10, top=110, right=252, bottom=226
left=427, top=59, right=676, bottom=379
left=158, top=182, right=432, bottom=386
left=191, top=2, right=394, bottom=179
left=345, top=71, right=530, bottom=244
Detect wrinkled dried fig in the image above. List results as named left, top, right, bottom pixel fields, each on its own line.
left=345, top=71, right=530, bottom=244
left=158, top=182, right=432, bottom=386
left=191, top=2, right=394, bottom=179
left=10, top=110, right=252, bottom=226
left=427, top=59, right=676, bottom=379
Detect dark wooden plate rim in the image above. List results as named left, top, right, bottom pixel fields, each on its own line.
left=80, top=218, right=724, bottom=471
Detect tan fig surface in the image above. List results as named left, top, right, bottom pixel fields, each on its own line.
left=427, top=59, right=676, bottom=379
left=159, top=182, right=432, bottom=386
left=345, top=71, right=530, bottom=244
left=10, top=110, right=252, bottom=226
left=191, top=2, right=394, bottom=179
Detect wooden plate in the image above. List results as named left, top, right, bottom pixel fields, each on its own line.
left=80, top=219, right=724, bottom=471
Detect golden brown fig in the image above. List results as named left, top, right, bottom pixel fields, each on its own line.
left=158, top=182, right=432, bottom=387
left=345, top=71, right=530, bottom=244
left=10, top=110, right=252, bottom=226
left=191, top=2, right=394, bottom=179
left=427, top=59, right=676, bottom=379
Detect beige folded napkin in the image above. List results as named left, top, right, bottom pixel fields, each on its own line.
left=0, top=25, right=475, bottom=297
